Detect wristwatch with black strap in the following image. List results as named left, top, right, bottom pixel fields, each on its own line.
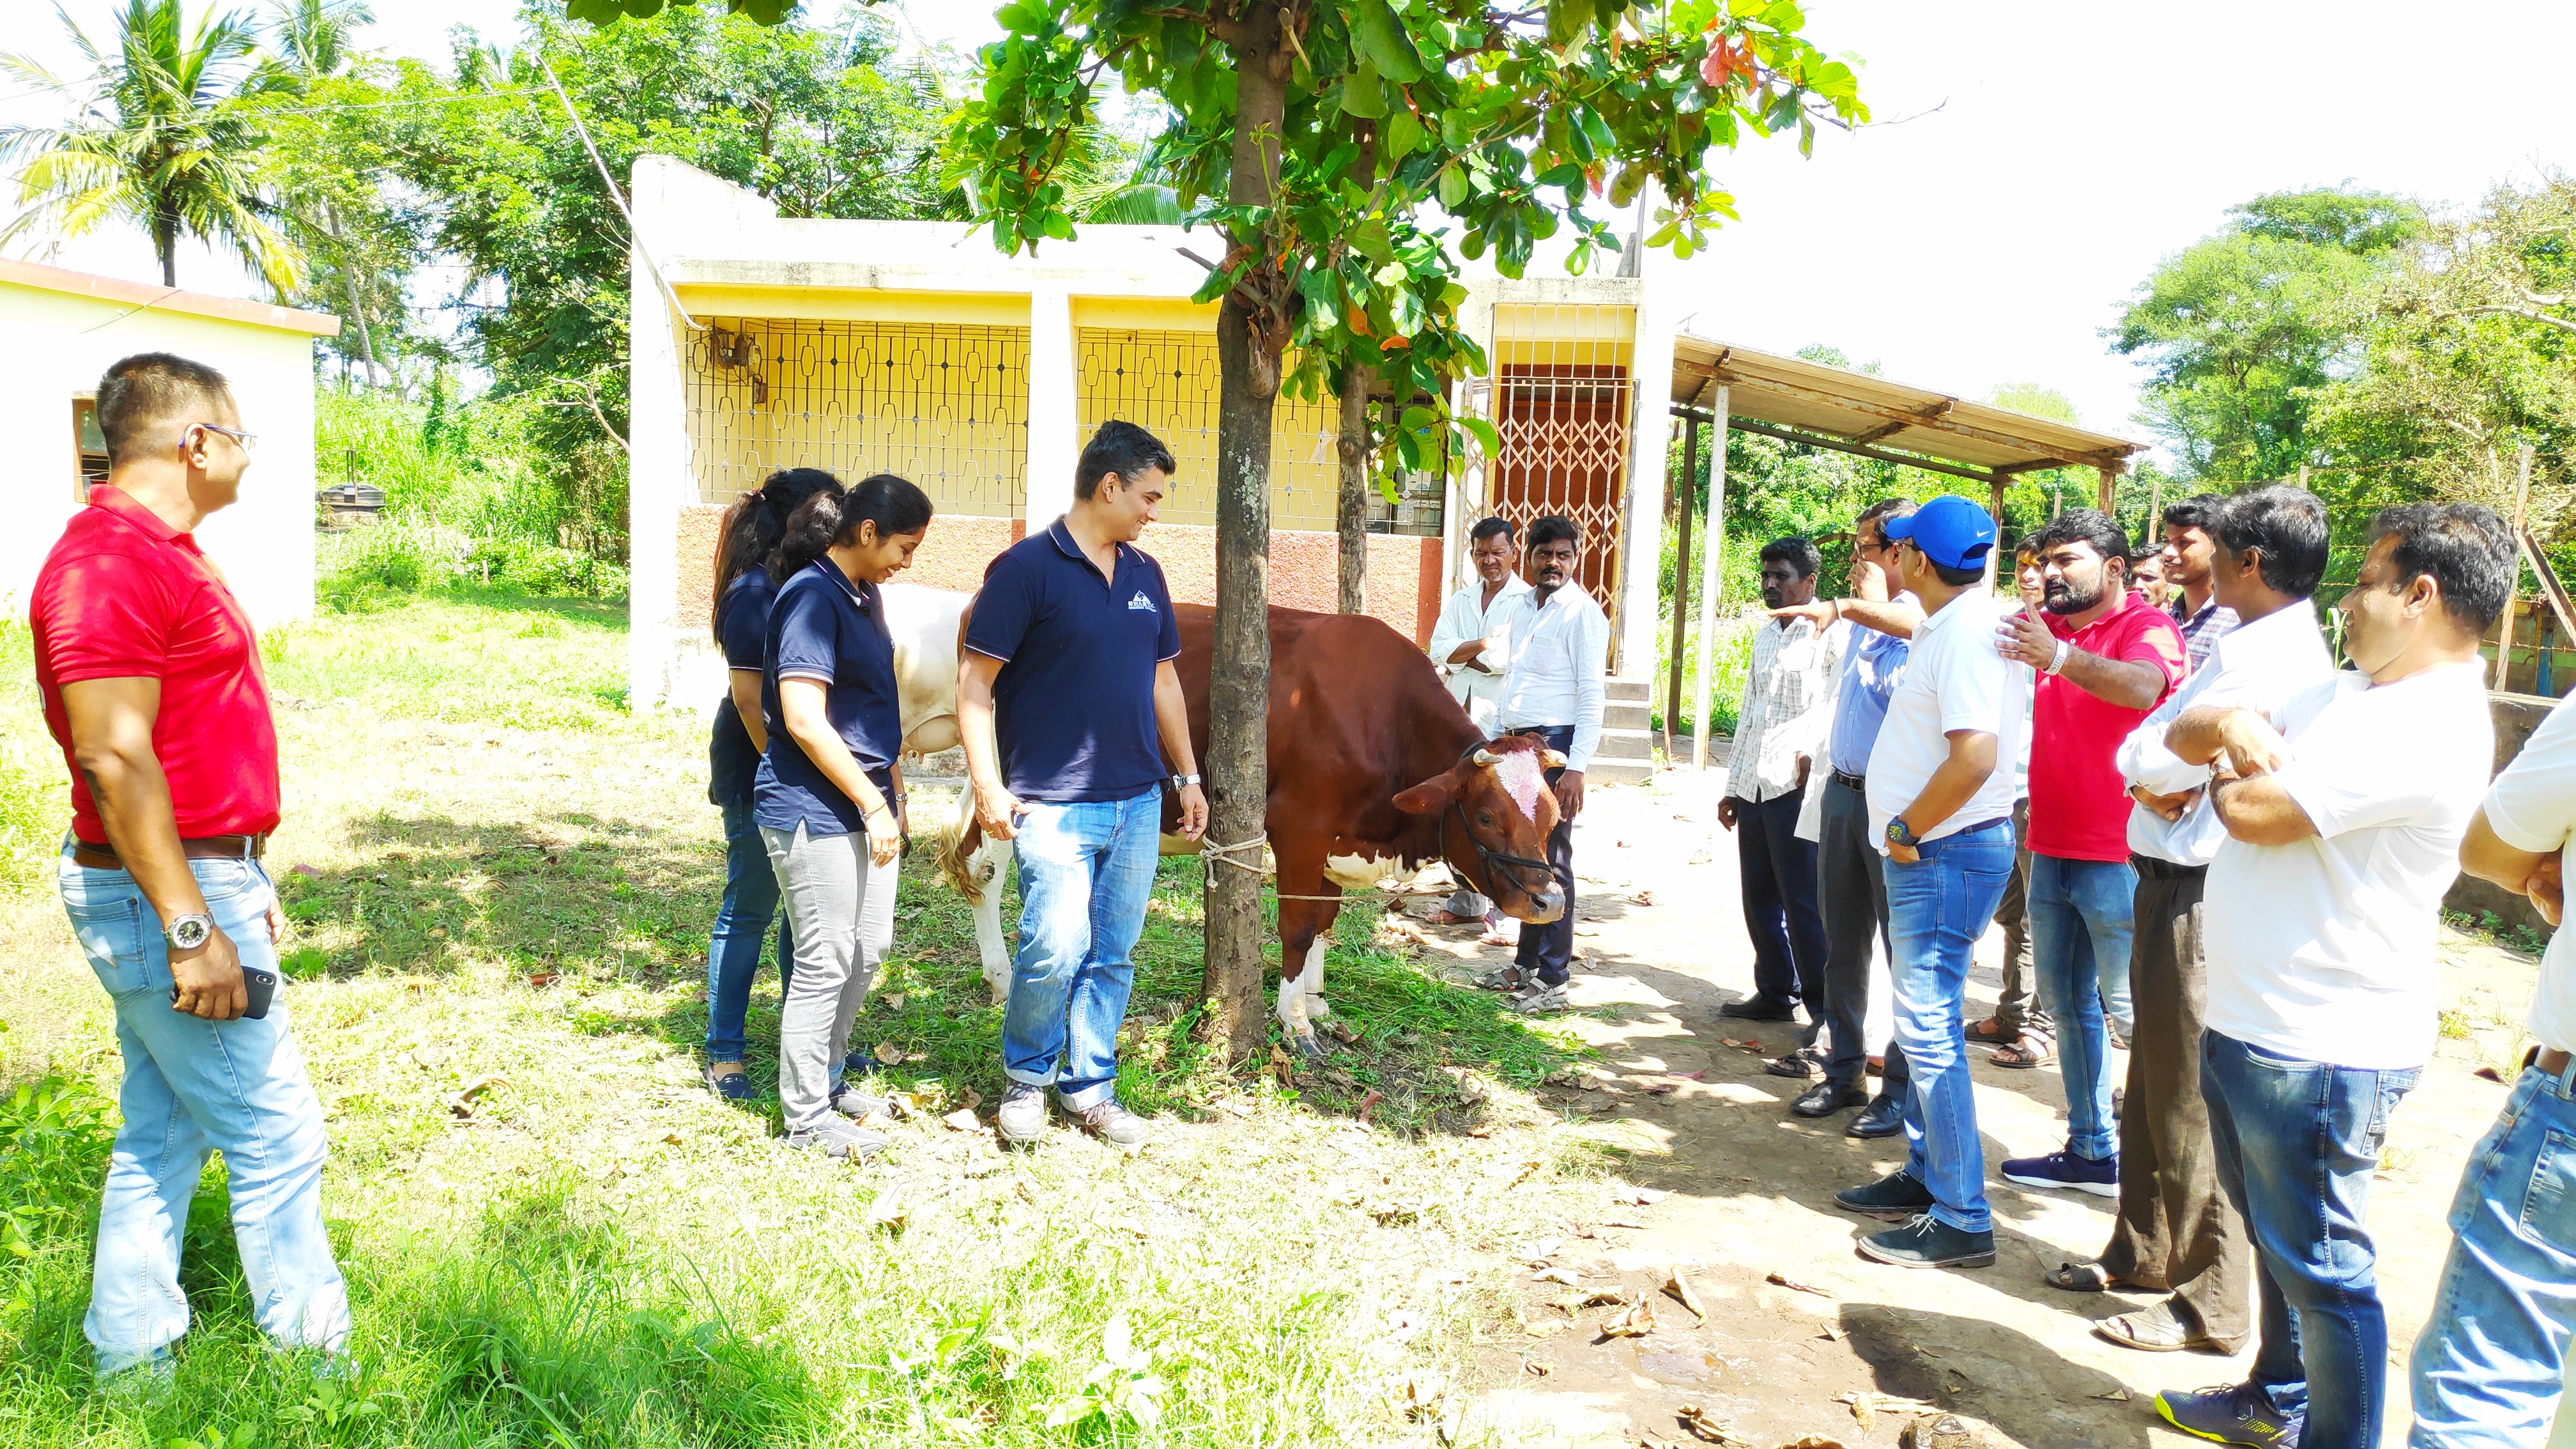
left=1884, top=816, right=1920, bottom=850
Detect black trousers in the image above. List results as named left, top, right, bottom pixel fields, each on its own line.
left=1512, top=725, right=1579, bottom=986
left=1816, top=774, right=1910, bottom=1096
left=1736, top=786, right=1827, bottom=1005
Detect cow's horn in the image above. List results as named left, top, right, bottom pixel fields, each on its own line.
left=1540, top=748, right=1568, bottom=769
left=1472, top=748, right=1499, bottom=767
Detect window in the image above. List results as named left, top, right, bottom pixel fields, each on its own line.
left=73, top=396, right=108, bottom=498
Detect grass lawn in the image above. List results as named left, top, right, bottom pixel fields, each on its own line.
left=0, top=588, right=1608, bottom=1448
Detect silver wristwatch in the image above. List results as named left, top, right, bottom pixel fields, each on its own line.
left=165, top=913, right=215, bottom=952
left=1170, top=772, right=1202, bottom=790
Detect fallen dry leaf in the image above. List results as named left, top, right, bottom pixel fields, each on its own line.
left=1523, top=1358, right=1552, bottom=1376
left=1675, top=1403, right=1744, bottom=1444
left=884, top=992, right=907, bottom=1010
left=1597, top=1300, right=1656, bottom=1338
left=874, top=1041, right=909, bottom=1066
left=1356, top=1090, right=1383, bottom=1123
left=1517, top=1237, right=1561, bottom=1264
left=1610, top=1184, right=1670, bottom=1206
left=1781, top=1439, right=1850, bottom=1449
left=1397, top=1368, right=1445, bottom=1419
left=2090, top=1386, right=2131, bottom=1402
left=1766, top=1271, right=1832, bottom=1298
left=447, top=1075, right=509, bottom=1119
left=1818, top=1323, right=1847, bottom=1342
left=526, top=972, right=558, bottom=988
left=1719, top=1038, right=1743, bottom=1049
left=1662, top=1270, right=1706, bottom=1321
left=1669, top=1068, right=1706, bottom=1080
left=1524, top=1320, right=1567, bottom=1339
left=1630, top=888, right=1657, bottom=906
left=866, top=1193, right=907, bottom=1232
left=661, top=1128, right=683, bottom=1146
left=1643, top=1081, right=1678, bottom=1096
left=1602, top=1216, right=1646, bottom=1230
left=941, top=1108, right=981, bottom=1132
left=1533, top=1266, right=1582, bottom=1286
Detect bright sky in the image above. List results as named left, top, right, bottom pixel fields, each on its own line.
left=7, top=0, right=2572, bottom=450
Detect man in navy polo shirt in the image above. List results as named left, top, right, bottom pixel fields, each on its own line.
left=960, top=421, right=1209, bottom=1149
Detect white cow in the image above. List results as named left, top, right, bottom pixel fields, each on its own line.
left=880, top=582, right=1013, bottom=1004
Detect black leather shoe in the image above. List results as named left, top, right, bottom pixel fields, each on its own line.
left=1719, top=995, right=1799, bottom=1022
left=1793, top=1079, right=1870, bottom=1118
left=1859, top=1213, right=1996, bottom=1269
left=1834, top=1168, right=1936, bottom=1219
left=1845, top=1094, right=1906, bottom=1139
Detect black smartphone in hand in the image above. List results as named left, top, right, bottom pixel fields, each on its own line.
left=170, top=965, right=279, bottom=1020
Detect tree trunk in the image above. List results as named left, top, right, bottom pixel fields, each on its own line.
left=1333, top=126, right=1379, bottom=617
left=1335, top=369, right=1370, bottom=614
left=328, top=207, right=381, bottom=388
left=154, top=211, right=177, bottom=289
left=1199, top=6, right=1289, bottom=1062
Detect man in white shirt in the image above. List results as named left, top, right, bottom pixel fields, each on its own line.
left=1720, top=537, right=1840, bottom=1031
left=2150, top=503, right=2514, bottom=1449
left=2409, top=688, right=2575, bottom=1445
left=1491, top=514, right=1609, bottom=1016
left=2050, top=487, right=2334, bottom=1358
left=1830, top=494, right=2028, bottom=1271
left=1424, top=517, right=1532, bottom=937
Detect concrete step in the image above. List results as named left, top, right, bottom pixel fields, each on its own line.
left=1603, top=699, right=1652, bottom=732
left=1588, top=755, right=1656, bottom=785
left=1605, top=675, right=1651, bottom=703
left=1592, top=726, right=1655, bottom=762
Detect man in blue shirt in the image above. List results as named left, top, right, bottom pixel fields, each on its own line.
left=960, top=422, right=1209, bottom=1149
left=1770, top=498, right=1920, bottom=1133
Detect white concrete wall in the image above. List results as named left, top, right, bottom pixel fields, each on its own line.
left=0, top=284, right=319, bottom=631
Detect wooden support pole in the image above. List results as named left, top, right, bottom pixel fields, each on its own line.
left=1667, top=413, right=1699, bottom=763
left=1692, top=390, right=1728, bottom=770
left=2496, top=443, right=2534, bottom=691
left=1987, top=477, right=2008, bottom=587
left=2095, top=464, right=2117, bottom=514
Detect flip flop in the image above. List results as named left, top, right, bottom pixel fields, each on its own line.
left=1421, top=908, right=1470, bottom=926
left=2095, top=1305, right=2221, bottom=1353
left=2044, top=1261, right=2128, bottom=1293
left=1966, top=1016, right=2015, bottom=1043
left=1991, top=1033, right=2055, bottom=1069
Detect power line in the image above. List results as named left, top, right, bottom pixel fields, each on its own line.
left=3, top=86, right=546, bottom=136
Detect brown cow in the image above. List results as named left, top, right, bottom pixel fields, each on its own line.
left=936, top=602, right=1566, bottom=1055
left=1160, top=604, right=1566, bottom=1055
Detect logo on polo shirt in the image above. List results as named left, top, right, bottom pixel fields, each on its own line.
left=1127, top=592, right=1157, bottom=613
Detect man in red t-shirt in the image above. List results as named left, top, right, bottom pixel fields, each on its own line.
left=1989, top=509, right=2187, bottom=1199
left=33, top=353, right=348, bottom=1384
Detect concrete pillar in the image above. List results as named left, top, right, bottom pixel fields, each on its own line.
left=1618, top=281, right=1676, bottom=679
left=626, top=238, right=693, bottom=710
left=1023, top=284, right=1077, bottom=528
left=1448, top=282, right=1501, bottom=601
left=1692, top=388, right=1728, bottom=771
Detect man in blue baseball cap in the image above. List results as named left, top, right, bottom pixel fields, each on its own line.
left=1831, top=493, right=2031, bottom=1271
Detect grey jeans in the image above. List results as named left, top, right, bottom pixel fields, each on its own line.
left=762, top=822, right=896, bottom=1133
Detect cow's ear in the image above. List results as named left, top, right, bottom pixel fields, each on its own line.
left=1392, top=769, right=1464, bottom=815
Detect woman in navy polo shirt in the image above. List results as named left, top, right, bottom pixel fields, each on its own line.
left=704, top=467, right=840, bottom=1102
left=755, top=473, right=934, bottom=1159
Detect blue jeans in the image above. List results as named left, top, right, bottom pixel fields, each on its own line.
left=2203, top=1030, right=2418, bottom=1446
left=1000, top=788, right=1162, bottom=1110
left=57, top=850, right=351, bottom=1376
left=1886, top=816, right=2017, bottom=1234
left=705, top=796, right=792, bottom=1062
left=2028, top=852, right=2136, bottom=1160
left=2409, top=1054, right=2576, bottom=1446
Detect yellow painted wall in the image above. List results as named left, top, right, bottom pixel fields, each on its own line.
left=1491, top=302, right=1636, bottom=369
left=1077, top=328, right=1345, bottom=532
left=684, top=318, right=1030, bottom=518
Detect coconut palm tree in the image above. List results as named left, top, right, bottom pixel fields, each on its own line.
left=0, top=0, right=302, bottom=290
left=262, top=0, right=374, bottom=86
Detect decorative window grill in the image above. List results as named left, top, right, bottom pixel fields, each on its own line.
left=1476, top=302, right=1637, bottom=649
left=683, top=319, right=1029, bottom=518
left=1076, top=328, right=1346, bottom=532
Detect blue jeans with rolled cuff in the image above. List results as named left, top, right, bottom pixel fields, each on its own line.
left=2028, top=851, right=2136, bottom=1161
left=2407, top=1052, right=2576, bottom=1446
left=1000, top=787, right=1163, bottom=1110
left=2202, top=1029, right=2418, bottom=1448
left=705, top=795, right=792, bottom=1062
left=1885, top=816, right=2016, bottom=1235
left=56, top=847, right=351, bottom=1378
left=1511, top=726, right=1579, bottom=988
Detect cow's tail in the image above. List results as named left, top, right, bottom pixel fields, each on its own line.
left=935, top=782, right=990, bottom=906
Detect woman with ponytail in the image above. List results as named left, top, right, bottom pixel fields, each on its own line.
left=704, top=468, right=842, bottom=1101
left=754, top=473, right=935, bottom=1158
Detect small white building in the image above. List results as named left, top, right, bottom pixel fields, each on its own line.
left=0, top=257, right=337, bottom=629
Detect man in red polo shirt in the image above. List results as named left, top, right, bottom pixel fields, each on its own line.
left=1989, top=509, right=2186, bottom=1198
left=34, top=353, right=349, bottom=1386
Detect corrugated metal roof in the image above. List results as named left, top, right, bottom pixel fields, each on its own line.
left=1671, top=333, right=2143, bottom=477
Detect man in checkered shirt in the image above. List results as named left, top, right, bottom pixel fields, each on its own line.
left=1719, top=537, right=1844, bottom=1031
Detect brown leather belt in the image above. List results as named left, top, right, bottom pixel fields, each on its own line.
left=69, top=834, right=266, bottom=873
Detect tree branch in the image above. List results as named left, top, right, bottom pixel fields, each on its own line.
left=2449, top=304, right=2576, bottom=336
left=550, top=374, right=629, bottom=453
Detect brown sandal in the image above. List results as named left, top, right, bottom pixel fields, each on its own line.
left=2044, top=1260, right=2138, bottom=1294
left=1991, top=1032, right=2054, bottom=1069
left=1966, top=1015, right=2015, bottom=1043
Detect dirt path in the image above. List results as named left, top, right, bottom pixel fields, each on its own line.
left=1402, top=765, right=2542, bottom=1448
